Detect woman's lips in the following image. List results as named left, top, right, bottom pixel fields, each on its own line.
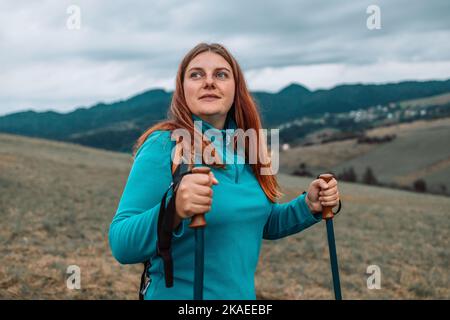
left=199, top=96, right=220, bottom=102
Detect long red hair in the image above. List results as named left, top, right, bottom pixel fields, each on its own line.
left=132, top=43, right=283, bottom=202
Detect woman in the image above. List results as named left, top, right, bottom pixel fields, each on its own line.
left=109, top=43, right=341, bottom=300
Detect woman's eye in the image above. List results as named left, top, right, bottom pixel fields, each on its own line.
left=216, top=71, right=228, bottom=79
left=190, top=71, right=202, bottom=79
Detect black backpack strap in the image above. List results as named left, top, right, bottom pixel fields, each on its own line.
left=157, top=162, right=191, bottom=287
left=139, top=161, right=191, bottom=299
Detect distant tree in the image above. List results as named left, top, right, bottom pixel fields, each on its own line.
left=362, top=167, right=378, bottom=185
left=292, top=162, right=313, bottom=177
left=337, top=167, right=357, bottom=182
left=357, top=134, right=396, bottom=144
left=346, top=167, right=357, bottom=182
left=413, top=179, right=427, bottom=192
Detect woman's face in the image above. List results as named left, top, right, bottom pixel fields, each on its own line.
left=183, top=51, right=235, bottom=129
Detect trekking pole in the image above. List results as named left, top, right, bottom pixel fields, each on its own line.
left=319, top=173, right=342, bottom=300
left=188, top=166, right=210, bottom=300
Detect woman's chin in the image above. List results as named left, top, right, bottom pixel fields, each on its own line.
left=198, top=108, right=223, bottom=116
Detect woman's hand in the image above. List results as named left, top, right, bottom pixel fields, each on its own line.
left=174, top=170, right=219, bottom=227
left=304, top=177, right=340, bottom=213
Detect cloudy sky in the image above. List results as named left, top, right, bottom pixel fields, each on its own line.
left=1, top=0, right=449, bottom=116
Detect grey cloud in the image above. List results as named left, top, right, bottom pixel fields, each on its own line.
left=0, top=0, right=449, bottom=115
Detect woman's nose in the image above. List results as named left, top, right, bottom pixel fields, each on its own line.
left=203, top=74, right=216, bottom=87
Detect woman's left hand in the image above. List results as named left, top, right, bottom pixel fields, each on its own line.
left=305, top=177, right=340, bottom=213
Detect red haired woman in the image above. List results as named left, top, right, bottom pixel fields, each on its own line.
left=109, top=43, right=341, bottom=300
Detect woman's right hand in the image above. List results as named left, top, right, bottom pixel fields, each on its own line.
left=175, top=170, right=219, bottom=221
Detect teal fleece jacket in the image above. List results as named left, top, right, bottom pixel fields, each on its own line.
left=109, top=113, right=322, bottom=300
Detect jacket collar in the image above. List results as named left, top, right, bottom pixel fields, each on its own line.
left=191, top=112, right=237, bottom=135
left=191, top=112, right=241, bottom=165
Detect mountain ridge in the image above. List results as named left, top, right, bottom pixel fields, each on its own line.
left=1, top=79, right=449, bottom=152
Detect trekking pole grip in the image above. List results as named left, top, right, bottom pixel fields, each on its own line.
left=318, top=173, right=335, bottom=220
left=188, top=166, right=211, bottom=228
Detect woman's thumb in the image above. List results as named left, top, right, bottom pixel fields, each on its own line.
left=210, top=172, right=219, bottom=185
left=316, top=179, right=328, bottom=190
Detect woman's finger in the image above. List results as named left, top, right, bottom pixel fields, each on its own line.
left=319, top=194, right=339, bottom=202
left=320, top=186, right=338, bottom=196
left=190, top=204, right=212, bottom=214
left=190, top=194, right=213, bottom=206
left=320, top=200, right=339, bottom=207
left=192, top=173, right=212, bottom=186
left=194, top=185, right=214, bottom=197
left=326, top=178, right=337, bottom=188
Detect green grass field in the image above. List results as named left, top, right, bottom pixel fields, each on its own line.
left=0, top=132, right=448, bottom=299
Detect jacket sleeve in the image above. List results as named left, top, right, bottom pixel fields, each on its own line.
left=263, top=192, right=322, bottom=240
left=108, top=131, right=185, bottom=264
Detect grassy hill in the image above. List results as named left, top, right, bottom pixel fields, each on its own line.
left=280, top=117, right=450, bottom=195
left=399, top=92, right=450, bottom=109
left=0, top=133, right=448, bottom=299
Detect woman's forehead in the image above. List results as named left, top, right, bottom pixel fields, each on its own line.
left=187, top=52, right=232, bottom=70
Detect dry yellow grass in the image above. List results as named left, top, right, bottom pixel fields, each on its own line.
left=280, top=117, right=450, bottom=194
left=281, top=117, right=450, bottom=173
left=0, top=133, right=448, bottom=299
left=258, top=174, right=449, bottom=299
